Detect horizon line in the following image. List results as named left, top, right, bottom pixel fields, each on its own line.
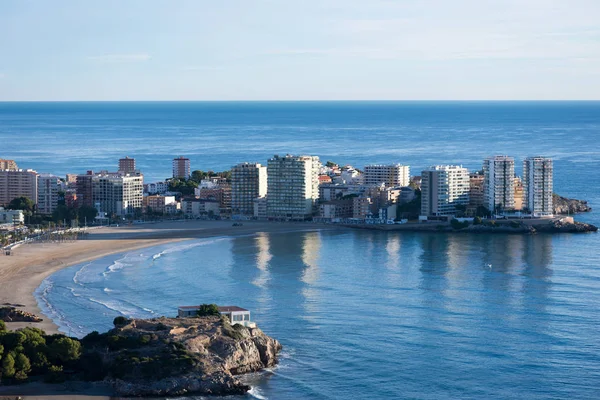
left=1, top=99, right=600, bottom=103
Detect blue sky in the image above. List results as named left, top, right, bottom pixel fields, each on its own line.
left=0, top=0, right=599, bottom=100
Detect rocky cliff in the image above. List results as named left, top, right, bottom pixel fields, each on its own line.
left=553, top=194, right=592, bottom=214
left=83, top=316, right=282, bottom=397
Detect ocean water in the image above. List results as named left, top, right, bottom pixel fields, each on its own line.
left=36, top=229, right=600, bottom=400
left=2, top=101, right=599, bottom=398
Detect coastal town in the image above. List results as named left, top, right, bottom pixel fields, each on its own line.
left=0, top=153, right=594, bottom=247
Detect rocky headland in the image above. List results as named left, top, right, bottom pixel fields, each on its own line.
left=0, top=315, right=281, bottom=397
left=553, top=194, right=592, bottom=214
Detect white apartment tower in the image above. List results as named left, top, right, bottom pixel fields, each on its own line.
left=173, top=157, right=191, bottom=179
left=231, top=162, right=267, bottom=215
left=37, top=174, right=60, bottom=214
left=420, top=165, right=470, bottom=216
left=483, top=156, right=515, bottom=213
left=364, top=164, right=410, bottom=187
left=92, top=172, right=143, bottom=216
left=523, top=157, right=553, bottom=216
left=266, top=154, right=321, bottom=220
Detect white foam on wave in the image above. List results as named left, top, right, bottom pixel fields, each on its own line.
left=248, top=386, right=268, bottom=400
left=150, top=238, right=230, bottom=262
left=102, top=259, right=127, bottom=277
left=103, top=288, right=114, bottom=293
left=34, top=278, right=84, bottom=337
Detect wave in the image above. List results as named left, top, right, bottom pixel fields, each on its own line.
left=150, top=238, right=230, bottom=261
left=34, top=279, right=84, bottom=337
left=249, top=386, right=268, bottom=400
left=102, top=259, right=127, bottom=277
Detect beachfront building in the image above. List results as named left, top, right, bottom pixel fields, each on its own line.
left=144, top=195, right=178, bottom=215
left=0, top=159, right=18, bottom=171
left=231, top=163, right=267, bottom=216
left=173, top=157, right=191, bottom=179
left=483, top=156, right=515, bottom=213
left=0, top=169, right=38, bottom=207
left=523, top=156, right=553, bottom=216
left=253, top=197, right=267, bottom=219
left=37, top=174, right=60, bottom=215
left=319, top=199, right=354, bottom=220
left=364, top=164, right=410, bottom=187
left=266, top=154, right=321, bottom=220
left=177, top=305, right=255, bottom=328
left=420, top=165, right=470, bottom=217
left=118, top=156, right=136, bottom=174
left=91, top=171, right=144, bottom=216
left=0, top=207, right=24, bottom=225
left=181, top=198, right=220, bottom=217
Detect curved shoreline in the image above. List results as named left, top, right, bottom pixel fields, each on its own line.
left=0, top=220, right=342, bottom=334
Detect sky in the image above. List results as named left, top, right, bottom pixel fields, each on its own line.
left=0, top=0, right=599, bottom=101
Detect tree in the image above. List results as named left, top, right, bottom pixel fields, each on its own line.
left=196, top=304, right=220, bottom=317
left=8, top=197, right=35, bottom=213
left=1, top=353, right=16, bottom=378
left=325, top=161, right=338, bottom=168
left=49, top=337, right=81, bottom=363
left=0, top=320, right=6, bottom=332
left=190, top=170, right=208, bottom=183
left=473, top=216, right=482, bottom=225
left=78, top=206, right=98, bottom=224
left=454, top=204, right=467, bottom=217
left=15, top=353, right=31, bottom=379
left=113, top=316, right=129, bottom=327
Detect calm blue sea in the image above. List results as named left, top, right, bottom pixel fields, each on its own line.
left=2, top=101, right=600, bottom=399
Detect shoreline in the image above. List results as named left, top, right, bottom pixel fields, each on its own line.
left=0, top=220, right=342, bottom=335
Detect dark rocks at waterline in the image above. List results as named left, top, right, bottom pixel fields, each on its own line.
left=534, top=220, right=598, bottom=233
left=553, top=194, right=592, bottom=214
left=0, top=306, right=43, bottom=323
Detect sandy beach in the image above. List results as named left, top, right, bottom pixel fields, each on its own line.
left=0, top=220, right=337, bottom=334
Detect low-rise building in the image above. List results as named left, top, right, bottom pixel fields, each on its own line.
left=253, top=197, right=267, bottom=219
left=319, top=199, right=354, bottom=220
left=181, top=198, right=220, bottom=217
left=353, top=196, right=372, bottom=219
left=145, top=181, right=169, bottom=195
left=177, top=305, right=255, bottom=328
left=0, top=207, right=24, bottom=224
left=144, top=195, right=178, bottom=214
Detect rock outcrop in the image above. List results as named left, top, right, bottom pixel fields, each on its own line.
left=85, top=316, right=281, bottom=397
left=534, top=219, right=598, bottom=233
left=0, top=306, right=43, bottom=323
left=553, top=194, right=592, bottom=214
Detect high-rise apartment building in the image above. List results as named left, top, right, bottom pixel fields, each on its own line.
left=468, top=173, right=484, bottom=208
left=37, top=174, right=60, bottom=214
left=483, top=156, right=515, bottom=213
left=0, top=169, right=38, bottom=207
left=266, top=154, right=321, bottom=220
left=0, top=159, right=18, bottom=170
left=420, top=165, right=470, bottom=216
left=118, top=157, right=136, bottom=174
left=523, top=156, right=553, bottom=216
left=173, top=157, right=191, bottom=179
left=76, top=172, right=95, bottom=208
left=91, top=172, right=143, bottom=216
left=364, top=164, right=410, bottom=187
left=231, top=163, right=267, bottom=215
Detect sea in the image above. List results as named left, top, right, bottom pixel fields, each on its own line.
left=1, top=101, right=600, bottom=399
